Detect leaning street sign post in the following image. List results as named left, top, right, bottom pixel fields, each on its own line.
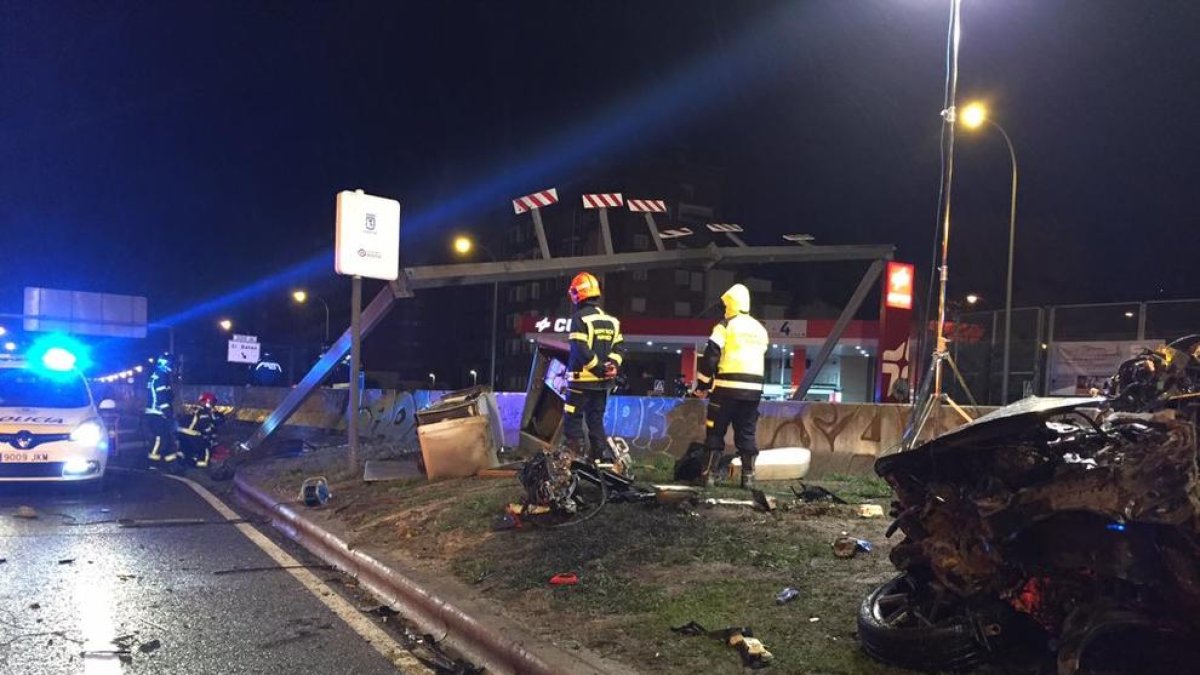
left=512, top=188, right=559, bottom=259
left=627, top=198, right=667, bottom=251
left=582, top=193, right=623, bottom=255
left=335, top=189, right=401, bottom=468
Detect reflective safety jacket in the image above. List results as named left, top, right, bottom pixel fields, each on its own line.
left=696, top=285, right=769, bottom=400
left=146, top=370, right=174, bottom=416
left=567, top=301, right=625, bottom=389
left=180, top=407, right=224, bottom=441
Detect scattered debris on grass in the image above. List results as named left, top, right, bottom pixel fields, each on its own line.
left=792, top=484, right=847, bottom=505
left=831, top=535, right=872, bottom=559
left=856, top=504, right=885, bottom=518
left=549, top=573, right=578, bottom=586
left=672, top=622, right=773, bottom=669
left=57, top=559, right=75, bottom=565
left=301, top=476, right=331, bottom=507
left=775, top=587, right=800, bottom=605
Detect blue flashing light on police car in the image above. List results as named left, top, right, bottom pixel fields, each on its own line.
left=25, top=334, right=92, bottom=376
left=41, top=347, right=77, bottom=372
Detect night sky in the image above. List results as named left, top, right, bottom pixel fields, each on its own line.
left=3, top=1, right=1199, bottom=364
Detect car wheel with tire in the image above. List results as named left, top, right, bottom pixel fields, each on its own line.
left=858, top=573, right=1008, bottom=672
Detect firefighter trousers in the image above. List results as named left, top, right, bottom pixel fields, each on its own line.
left=704, top=395, right=760, bottom=464
left=177, top=430, right=212, bottom=468
left=563, top=387, right=609, bottom=460
left=146, top=413, right=181, bottom=464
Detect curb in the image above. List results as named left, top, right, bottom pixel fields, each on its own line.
left=233, top=474, right=622, bottom=675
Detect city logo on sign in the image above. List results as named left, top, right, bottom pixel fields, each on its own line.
left=365, top=213, right=376, bottom=231
left=886, top=262, right=915, bottom=310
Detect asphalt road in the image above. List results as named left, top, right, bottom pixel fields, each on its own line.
left=0, top=468, right=421, bottom=675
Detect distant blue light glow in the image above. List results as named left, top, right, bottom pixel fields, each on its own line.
left=1106, top=521, right=1127, bottom=532
left=155, top=4, right=811, bottom=328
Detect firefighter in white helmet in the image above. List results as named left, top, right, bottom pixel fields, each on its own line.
left=693, top=283, right=769, bottom=489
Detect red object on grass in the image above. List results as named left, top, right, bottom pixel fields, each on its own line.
left=549, top=573, right=578, bottom=586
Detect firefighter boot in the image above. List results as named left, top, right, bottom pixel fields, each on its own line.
left=740, top=453, right=757, bottom=491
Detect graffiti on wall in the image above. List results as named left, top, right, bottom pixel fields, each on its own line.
left=171, top=385, right=988, bottom=476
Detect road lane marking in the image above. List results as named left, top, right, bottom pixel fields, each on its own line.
left=164, top=474, right=432, bottom=675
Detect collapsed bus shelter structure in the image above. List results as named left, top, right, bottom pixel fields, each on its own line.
left=239, top=209, right=894, bottom=455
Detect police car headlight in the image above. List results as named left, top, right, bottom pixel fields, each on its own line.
left=69, top=420, right=104, bottom=447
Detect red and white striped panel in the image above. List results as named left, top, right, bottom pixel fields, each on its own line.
left=706, top=223, right=743, bottom=233
left=627, top=199, right=666, bottom=213
left=581, top=193, right=624, bottom=209
left=512, top=188, right=560, bottom=214
left=658, top=227, right=694, bottom=240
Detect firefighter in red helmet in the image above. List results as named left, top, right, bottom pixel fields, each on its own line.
left=177, top=392, right=224, bottom=468
left=563, top=272, right=625, bottom=462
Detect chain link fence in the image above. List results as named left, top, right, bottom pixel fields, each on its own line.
left=927, top=299, right=1200, bottom=406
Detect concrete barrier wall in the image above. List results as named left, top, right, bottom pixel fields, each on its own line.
left=138, top=385, right=991, bottom=477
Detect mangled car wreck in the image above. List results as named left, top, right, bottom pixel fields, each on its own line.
left=863, top=337, right=1200, bottom=674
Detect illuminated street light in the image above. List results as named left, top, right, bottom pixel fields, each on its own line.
left=428, top=373, right=437, bottom=388
left=0, top=326, right=6, bottom=337
left=469, top=369, right=478, bottom=386
left=451, top=235, right=497, bottom=388
left=1124, top=311, right=1135, bottom=318
left=960, top=101, right=987, bottom=130
left=966, top=294, right=980, bottom=305
left=291, top=289, right=330, bottom=343
left=962, top=99, right=1020, bottom=405
left=218, top=319, right=233, bottom=332
left=3, top=341, right=15, bottom=352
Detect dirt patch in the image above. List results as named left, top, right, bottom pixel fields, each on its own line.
left=242, top=448, right=916, bottom=674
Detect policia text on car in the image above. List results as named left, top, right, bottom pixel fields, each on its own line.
left=563, top=272, right=625, bottom=462
left=694, top=283, right=769, bottom=490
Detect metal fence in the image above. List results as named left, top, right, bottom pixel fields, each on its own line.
left=936, top=298, right=1200, bottom=406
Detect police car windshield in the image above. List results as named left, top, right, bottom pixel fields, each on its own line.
left=0, top=368, right=91, bottom=409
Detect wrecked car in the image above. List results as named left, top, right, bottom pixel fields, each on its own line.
left=862, top=336, right=1200, bottom=674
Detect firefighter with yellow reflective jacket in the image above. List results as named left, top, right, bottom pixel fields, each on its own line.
left=694, top=283, right=769, bottom=489
left=563, top=272, right=625, bottom=462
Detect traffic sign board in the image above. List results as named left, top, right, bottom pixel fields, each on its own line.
left=335, top=190, right=401, bottom=280
left=228, top=339, right=261, bottom=364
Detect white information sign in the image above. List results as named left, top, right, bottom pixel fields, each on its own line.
left=335, top=190, right=401, bottom=280
left=228, top=336, right=261, bottom=364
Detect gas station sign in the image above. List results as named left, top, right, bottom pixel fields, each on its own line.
left=885, top=262, right=915, bottom=310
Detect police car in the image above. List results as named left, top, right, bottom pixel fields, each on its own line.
left=0, top=347, right=112, bottom=485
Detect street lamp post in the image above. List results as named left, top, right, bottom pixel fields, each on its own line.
left=962, top=102, right=1019, bottom=405
left=453, top=236, right=499, bottom=390
left=469, top=369, right=478, bottom=386
left=292, top=290, right=331, bottom=344
left=429, top=372, right=436, bottom=389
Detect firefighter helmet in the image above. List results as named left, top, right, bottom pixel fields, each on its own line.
left=198, top=392, right=217, bottom=407
left=568, top=272, right=601, bottom=304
